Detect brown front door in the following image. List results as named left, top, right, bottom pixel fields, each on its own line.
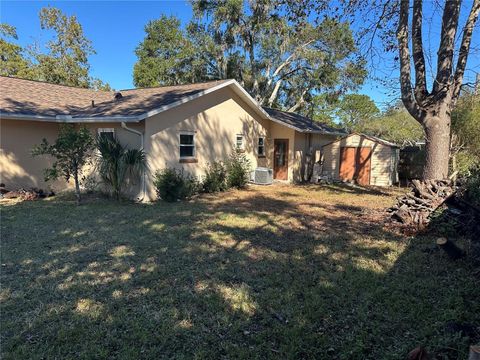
left=339, top=146, right=372, bottom=185
left=273, top=139, right=289, bottom=180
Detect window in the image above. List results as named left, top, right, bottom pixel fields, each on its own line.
left=258, top=137, right=265, bottom=156
left=98, top=128, right=115, bottom=141
left=236, top=135, right=244, bottom=150
left=179, top=133, right=195, bottom=158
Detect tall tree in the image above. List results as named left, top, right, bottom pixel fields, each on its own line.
left=396, top=0, right=480, bottom=180
left=335, top=94, right=379, bottom=132
left=133, top=1, right=366, bottom=113
left=281, top=0, right=480, bottom=180
left=1, top=7, right=110, bottom=89
left=0, top=23, right=32, bottom=77
left=33, top=7, right=95, bottom=87
left=133, top=16, right=208, bottom=87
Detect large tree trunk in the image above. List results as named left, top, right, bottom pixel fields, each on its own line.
left=423, top=114, right=451, bottom=180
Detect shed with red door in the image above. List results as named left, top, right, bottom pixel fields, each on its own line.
left=321, top=133, right=399, bottom=186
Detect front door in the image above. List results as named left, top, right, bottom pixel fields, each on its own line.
left=273, top=139, right=289, bottom=180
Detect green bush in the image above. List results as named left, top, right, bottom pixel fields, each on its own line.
left=202, top=161, right=228, bottom=193
left=226, top=150, right=251, bottom=189
left=153, top=168, right=199, bottom=202
left=465, top=166, right=480, bottom=208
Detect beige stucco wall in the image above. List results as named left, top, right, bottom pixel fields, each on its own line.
left=144, top=87, right=272, bottom=200
left=1, top=119, right=62, bottom=190
left=0, top=119, right=144, bottom=195
left=322, top=134, right=396, bottom=186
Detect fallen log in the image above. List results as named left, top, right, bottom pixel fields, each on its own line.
left=391, top=179, right=455, bottom=227
left=436, top=237, right=465, bottom=260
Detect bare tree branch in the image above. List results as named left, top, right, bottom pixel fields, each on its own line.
left=411, top=0, right=428, bottom=103
left=397, top=0, right=424, bottom=122
left=433, top=0, right=462, bottom=98
left=451, top=0, right=480, bottom=104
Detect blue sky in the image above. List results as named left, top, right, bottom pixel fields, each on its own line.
left=1, top=1, right=479, bottom=109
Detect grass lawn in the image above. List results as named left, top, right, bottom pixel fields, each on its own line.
left=1, top=183, right=479, bottom=359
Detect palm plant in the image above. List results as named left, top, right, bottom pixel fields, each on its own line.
left=96, top=135, right=146, bottom=200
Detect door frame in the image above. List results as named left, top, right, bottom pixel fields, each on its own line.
left=273, top=138, right=289, bottom=180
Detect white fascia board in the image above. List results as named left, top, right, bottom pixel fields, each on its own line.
left=0, top=112, right=143, bottom=123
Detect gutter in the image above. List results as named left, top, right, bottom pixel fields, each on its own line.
left=121, top=122, right=146, bottom=202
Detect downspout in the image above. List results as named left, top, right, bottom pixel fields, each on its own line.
left=121, top=122, right=146, bottom=201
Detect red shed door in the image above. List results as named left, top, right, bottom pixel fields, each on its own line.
left=339, top=147, right=356, bottom=181
left=355, top=147, right=372, bottom=185
left=339, top=146, right=372, bottom=185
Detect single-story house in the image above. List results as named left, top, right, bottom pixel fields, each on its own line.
left=322, top=133, right=400, bottom=186
left=0, top=76, right=345, bottom=200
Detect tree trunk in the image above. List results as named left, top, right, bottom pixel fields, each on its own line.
left=73, top=169, right=81, bottom=205
left=423, top=114, right=451, bottom=180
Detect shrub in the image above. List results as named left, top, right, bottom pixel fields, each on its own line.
left=96, top=136, right=146, bottom=200
left=202, top=161, right=228, bottom=193
left=153, top=168, right=199, bottom=202
left=464, top=166, right=480, bottom=208
left=32, top=124, right=94, bottom=204
left=181, top=174, right=201, bottom=199
left=226, top=150, right=251, bottom=189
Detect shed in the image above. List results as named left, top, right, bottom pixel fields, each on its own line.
left=321, top=133, right=399, bottom=186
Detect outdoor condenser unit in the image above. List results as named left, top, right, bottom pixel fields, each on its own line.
left=251, top=167, right=273, bottom=185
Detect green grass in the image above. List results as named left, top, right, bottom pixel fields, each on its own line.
left=1, top=184, right=478, bottom=359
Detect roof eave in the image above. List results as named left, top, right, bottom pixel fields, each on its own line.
left=0, top=112, right=143, bottom=123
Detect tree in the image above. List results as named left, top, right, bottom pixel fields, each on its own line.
left=0, top=23, right=33, bottom=77
left=396, top=0, right=480, bottom=180
left=335, top=94, right=379, bottom=132
left=451, top=92, right=480, bottom=175
left=32, top=125, right=94, bottom=204
left=133, top=16, right=207, bottom=87
left=359, top=104, right=424, bottom=146
left=33, top=7, right=94, bottom=87
left=96, top=136, right=146, bottom=200
left=1, top=7, right=110, bottom=89
left=133, top=1, right=366, bottom=113
left=279, top=0, right=480, bottom=180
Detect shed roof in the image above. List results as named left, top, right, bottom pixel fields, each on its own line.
left=322, top=132, right=400, bottom=148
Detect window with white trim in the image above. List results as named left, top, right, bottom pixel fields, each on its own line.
left=258, top=137, right=265, bottom=156
left=236, top=134, right=244, bottom=150
left=98, top=128, right=115, bottom=141
left=179, top=133, right=195, bottom=158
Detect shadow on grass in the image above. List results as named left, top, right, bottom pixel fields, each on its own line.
left=1, top=187, right=478, bottom=359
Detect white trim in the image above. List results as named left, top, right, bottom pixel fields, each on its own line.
left=258, top=136, right=266, bottom=156
left=97, top=127, right=115, bottom=134
left=179, top=132, right=196, bottom=159
left=235, top=134, right=245, bottom=150
left=1, top=80, right=345, bottom=136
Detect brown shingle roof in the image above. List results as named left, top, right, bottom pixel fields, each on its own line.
left=0, top=76, right=230, bottom=119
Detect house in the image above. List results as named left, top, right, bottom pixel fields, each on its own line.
left=321, top=133, right=400, bottom=186
left=0, top=76, right=344, bottom=200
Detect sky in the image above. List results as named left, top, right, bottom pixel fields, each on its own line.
left=1, top=0, right=479, bottom=110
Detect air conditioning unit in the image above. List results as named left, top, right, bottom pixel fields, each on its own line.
left=251, top=167, right=273, bottom=185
